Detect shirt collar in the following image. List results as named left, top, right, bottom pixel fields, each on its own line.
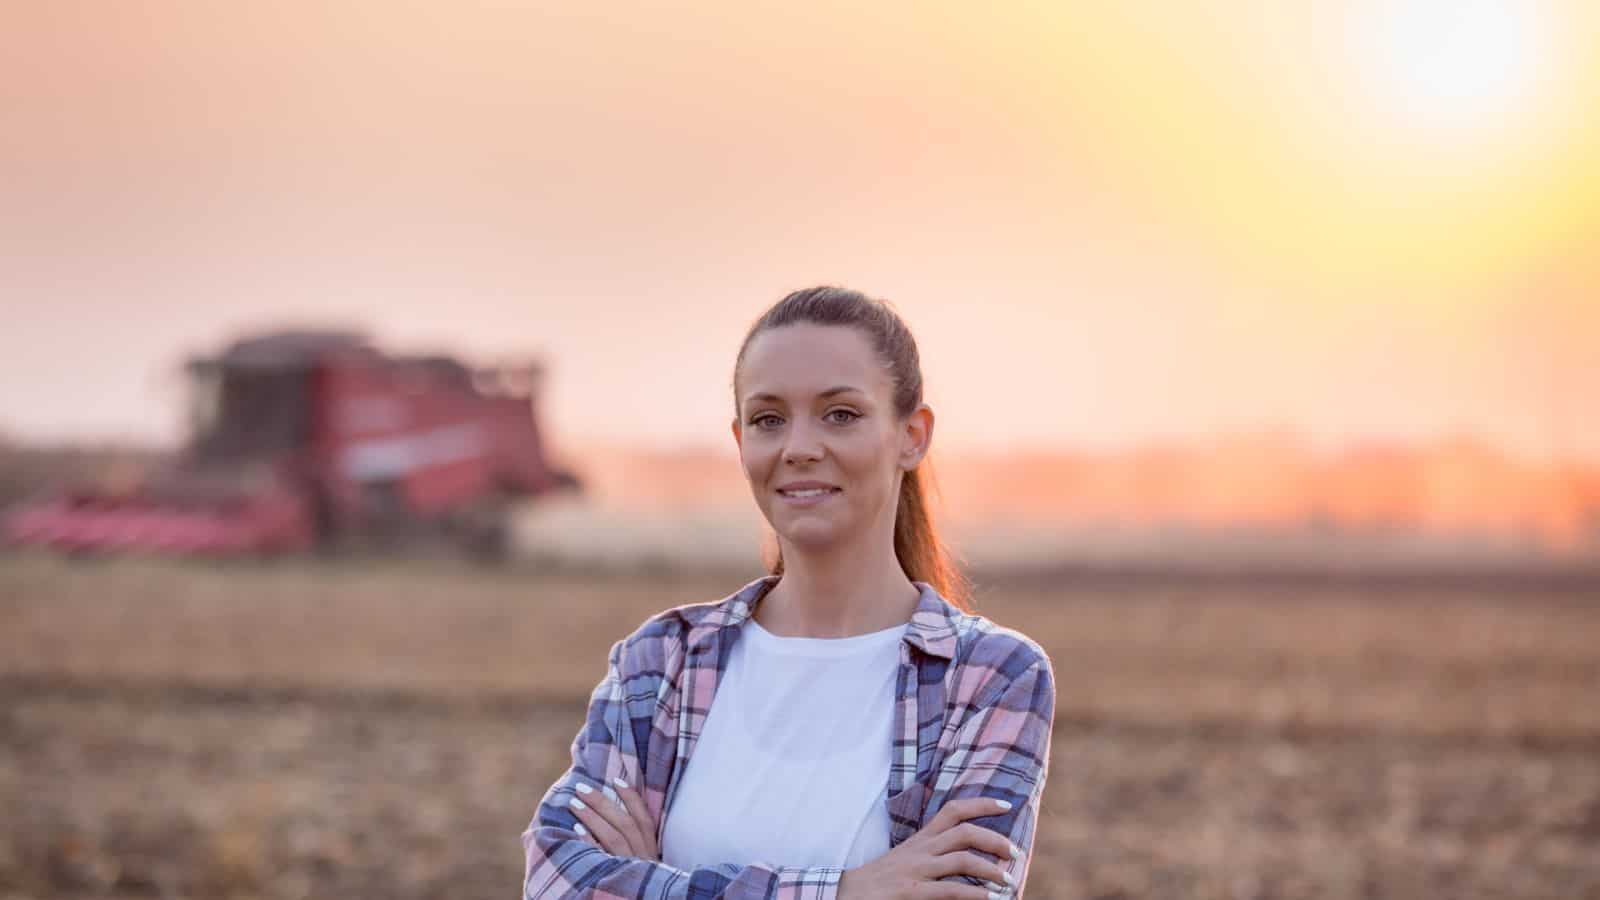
left=688, top=574, right=959, bottom=660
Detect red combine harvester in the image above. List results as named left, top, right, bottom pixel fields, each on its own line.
left=3, top=330, right=578, bottom=558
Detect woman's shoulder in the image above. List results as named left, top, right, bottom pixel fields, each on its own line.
left=604, top=577, right=770, bottom=674
left=942, top=604, right=1055, bottom=698
left=602, top=605, right=693, bottom=675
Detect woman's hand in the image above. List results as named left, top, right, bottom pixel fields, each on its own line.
left=567, top=776, right=660, bottom=861
left=837, top=797, right=1021, bottom=900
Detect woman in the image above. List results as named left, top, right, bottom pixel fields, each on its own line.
left=522, top=286, right=1055, bottom=899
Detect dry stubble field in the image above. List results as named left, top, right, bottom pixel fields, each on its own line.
left=1, top=555, right=1598, bottom=900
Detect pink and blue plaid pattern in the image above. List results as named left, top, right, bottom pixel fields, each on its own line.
left=522, top=575, right=1055, bottom=899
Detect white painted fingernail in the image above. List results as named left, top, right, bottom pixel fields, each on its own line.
left=993, top=799, right=1012, bottom=811
left=1003, top=871, right=1017, bottom=887
left=612, top=776, right=630, bottom=790
left=570, top=797, right=587, bottom=811
left=574, top=822, right=588, bottom=836
left=1010, top=843, right=1022, bottom=859
left=988, top=892, right=1004, bottom=900
left=602, top=785, right=619, bottom=804
left=575, top=782, right=594, bottom=795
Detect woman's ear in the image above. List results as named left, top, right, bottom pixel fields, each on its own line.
left=730, top=416, right=742, bottom=451
left=899, top=404, right=934, bottom=470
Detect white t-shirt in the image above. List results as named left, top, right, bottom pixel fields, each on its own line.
left=659, top=615, right=907, bottom=871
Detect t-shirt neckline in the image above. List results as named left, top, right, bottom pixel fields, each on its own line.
left=743, top=617, right=907, bottom=658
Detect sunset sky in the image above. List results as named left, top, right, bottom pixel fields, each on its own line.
left=5, top=2, right=1597, bottom=461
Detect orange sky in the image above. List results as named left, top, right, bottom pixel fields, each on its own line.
left=4, top=2, right=1597, bottom=460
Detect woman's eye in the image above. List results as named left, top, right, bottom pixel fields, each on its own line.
left=752, top=414, right=783, bottom=429
left=826, top=409, right=860, bottom=424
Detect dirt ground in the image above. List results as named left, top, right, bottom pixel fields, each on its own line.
left=1, top=555, right=1597, bottom=899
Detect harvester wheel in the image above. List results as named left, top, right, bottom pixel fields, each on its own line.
left=455, top=493, right=512, bottom=564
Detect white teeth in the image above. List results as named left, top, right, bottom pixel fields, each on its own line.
left=782, top=488, right=833, bottom=498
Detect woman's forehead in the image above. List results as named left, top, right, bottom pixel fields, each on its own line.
left=737, top=325, right=891, bottom=402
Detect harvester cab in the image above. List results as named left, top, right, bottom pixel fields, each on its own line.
left=4, top=330, right=576, bottom=558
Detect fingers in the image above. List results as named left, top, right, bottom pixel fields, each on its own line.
left=924, top=884, right=1010, bottom=900
left=570, top=778, right=655, bottom=858
left=925, top=796, right=1015, bottom=837
left=927, top=843, right=1018, bottom=895
left=568, top=788, right=635, bottom=856
left=607, top=776, right=658, bottom=857
left=598, top=781, right=652, bottom=858
left=928, top=822, right=1021, bottom=866
left=900, top=798, right=1025, bottom=897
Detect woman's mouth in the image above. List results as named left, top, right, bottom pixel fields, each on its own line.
left=777, top=486, right=841, bottom=506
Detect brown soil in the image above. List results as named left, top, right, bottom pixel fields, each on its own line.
left=2, top=555, right=1596, bottom=899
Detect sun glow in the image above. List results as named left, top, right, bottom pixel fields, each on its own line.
left=1352, top=0, right=1552, bottom=132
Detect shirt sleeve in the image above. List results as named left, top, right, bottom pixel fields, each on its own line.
left=922, top=655, right=1056, bottom=899
left=521, top=634, right=846, bottom=900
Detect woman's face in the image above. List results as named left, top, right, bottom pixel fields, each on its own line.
left=732, top=323, right=931, bottom=554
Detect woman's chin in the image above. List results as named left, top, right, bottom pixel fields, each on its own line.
left=772, top=519, right=850, bottom=553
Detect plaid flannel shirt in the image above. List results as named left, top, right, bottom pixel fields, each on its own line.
left=522, top=575, right=1055, bottom=899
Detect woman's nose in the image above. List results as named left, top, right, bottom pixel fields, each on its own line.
left=782, top=421, right=824, bottom=464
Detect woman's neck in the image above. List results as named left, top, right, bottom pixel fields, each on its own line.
left=754, top=539, right=920, bottom=639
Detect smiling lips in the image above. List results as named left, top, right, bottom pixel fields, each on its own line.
left=776, top=482, right=841, bottom=502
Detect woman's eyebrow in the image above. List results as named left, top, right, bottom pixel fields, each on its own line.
left=744, top=386, right=864, bottom=406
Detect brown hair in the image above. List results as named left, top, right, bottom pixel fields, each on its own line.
left=732, top=285, right=972, bottom=611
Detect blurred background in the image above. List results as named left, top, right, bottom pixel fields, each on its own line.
left=2, top=2, right=1597, bottom=898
